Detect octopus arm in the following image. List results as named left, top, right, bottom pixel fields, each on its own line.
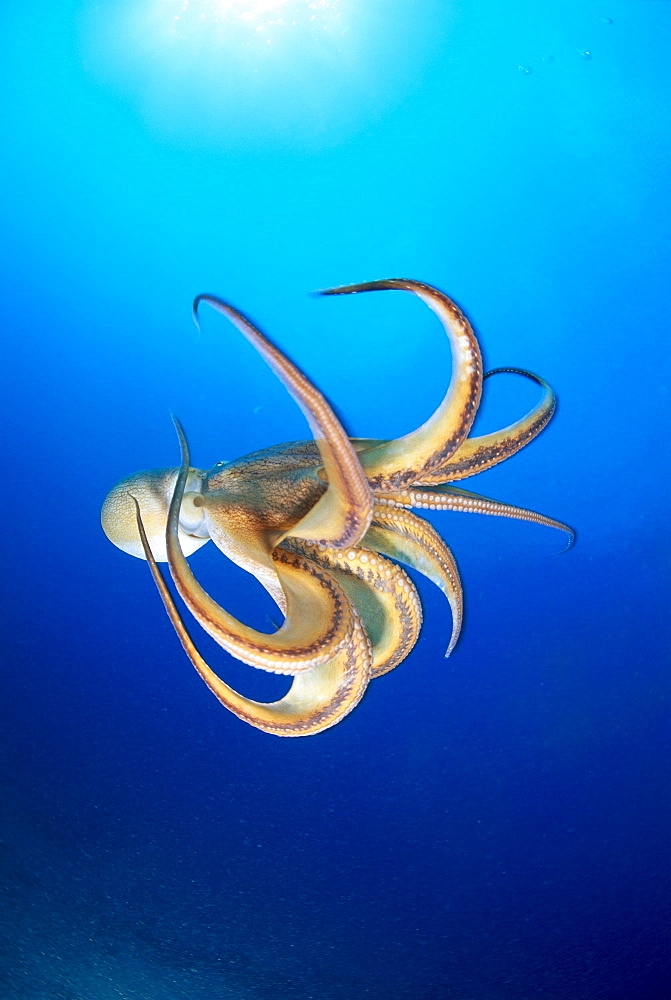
left=193, top=294, right=372, bottom=548
left=319, top=280, right=482, bottom=490
left=282, top=539, right=422, bottom=678
left=374, top=483, right=574, bottom=548
left=133, top=497, right=372, bottom=736
left=363, top=505, right=463, bottom=657
left=418, top=368, right=556, bottom=483
left=164, top=419, right=356, bottom=674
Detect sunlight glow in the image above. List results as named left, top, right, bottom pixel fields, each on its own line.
left=81, top=0, right=448, bottom=152
left=166, top=0, right=342, bottom=40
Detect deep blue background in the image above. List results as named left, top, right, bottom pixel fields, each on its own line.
left=1, top=2, right=669, bottom=998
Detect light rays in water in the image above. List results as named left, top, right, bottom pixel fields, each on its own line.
left=165, top=0, right=343, bottom=42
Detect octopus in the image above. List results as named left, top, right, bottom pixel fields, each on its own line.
left=101, top=279, right=572, bottom=737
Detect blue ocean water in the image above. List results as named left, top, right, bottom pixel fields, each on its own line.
left=1, top=1, right=669, bottom=997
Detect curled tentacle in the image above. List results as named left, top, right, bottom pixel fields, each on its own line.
left=417, top=368, right=556, bottom=483
left=363, top=504, right=463, bottom=657
left=283, top=539, right=422, bottom=678
left=194, top=294, right=372, bottom=548
left=319, top=280, right=483, bottom=490
left=166, top=418, right=356, bottom=674
left=133, top=497, right=372, bottom=736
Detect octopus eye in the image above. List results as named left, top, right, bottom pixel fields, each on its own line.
left=101, top=467, right=210, bottom=562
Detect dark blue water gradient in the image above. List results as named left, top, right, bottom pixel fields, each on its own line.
left=1, top=2, right=670, bottom=997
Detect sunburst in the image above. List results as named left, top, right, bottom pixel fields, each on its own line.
left=167, top=0, right=342, bottom=38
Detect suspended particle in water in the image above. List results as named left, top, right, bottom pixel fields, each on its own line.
left=578, top=50, right=592, bottom=60
left=517, top=65, right=532, bottom=74
left=602, top=17, right=613, bottom=25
